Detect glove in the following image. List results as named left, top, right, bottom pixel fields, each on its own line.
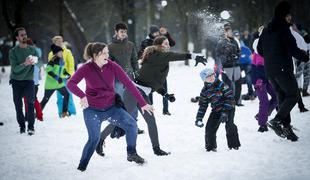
left=163, top=93, right=176, bottom=102
left=254, top=79, right=263, bottom=90
left=57, top=78, right=63, bottom=84
left=194, top=56, right=207, bottom=66
left=195, top=120, right=204, bottom=127
left=219, top=112, right=228, bottom=123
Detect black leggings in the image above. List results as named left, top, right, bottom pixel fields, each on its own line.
left=40, top=87, right=69, bottom=113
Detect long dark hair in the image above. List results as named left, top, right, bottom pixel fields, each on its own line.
left=141, top=36, right=167, bottom=64
left=83, top=42, right=107, bottom=60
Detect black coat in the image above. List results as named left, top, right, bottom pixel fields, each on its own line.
left=216, top=37, right=241, bottom=68
left=257, top=18, right=308, bottom=77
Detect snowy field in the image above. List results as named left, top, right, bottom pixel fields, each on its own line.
left=0, top=60, right=310, bottom=180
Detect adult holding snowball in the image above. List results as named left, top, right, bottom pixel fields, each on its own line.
left=9, top=27, right=41, bottom=135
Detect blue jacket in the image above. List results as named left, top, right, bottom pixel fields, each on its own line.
left=239, top=45, right=252, bottom=64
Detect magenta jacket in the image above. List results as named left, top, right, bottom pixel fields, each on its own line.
left=67, top=60, right=147, bottom=109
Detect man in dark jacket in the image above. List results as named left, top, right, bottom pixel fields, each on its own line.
left=257, top=1, right=309, bottom=141
left=138, top=25, right=176, bottom=115
left=216, top=24, right=243, bottom=106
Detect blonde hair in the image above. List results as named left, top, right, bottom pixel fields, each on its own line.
left=83, top=42, right=107, bottom=60
left=52, top=36, right=63, bottom=44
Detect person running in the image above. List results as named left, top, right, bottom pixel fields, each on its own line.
left=67, top=42, right=154, bottom=171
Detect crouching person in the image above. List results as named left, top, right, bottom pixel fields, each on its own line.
left=195, top=68, right=241, bottom=151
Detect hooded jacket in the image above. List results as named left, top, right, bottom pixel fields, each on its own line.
left=257, top=1, right=308, bottom=77
left=216, top=37, right=241, bottom=68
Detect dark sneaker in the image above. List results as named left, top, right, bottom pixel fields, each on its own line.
left=77, top=165, right=86, bottom=172
left=206, top=148, right=217, bottom=152
left=96, top=139, right=105, bottom=157
left=20, top=127, right=26, bottom=134
left=236, top=103, right=244, bottom=107
left=300, top=107, right=309, bottom=113
left=258, top=125, right=268, bottom=132
left=27, top=129, right=35, bottom=136
left=283, top=126, right=299, bottom=142
left=153, top=146, right=171, bottom=156
left=138, top=128, right=144, bottom=134
left=267, top=118, right=285, bottom=138
left=163, top=111, right=171, bottom=116
left=229, top=147, right=240, bottom=150
left=127, top=153, right=145, bottom=164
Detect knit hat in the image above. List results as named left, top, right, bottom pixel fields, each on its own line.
left=274, top=1, right=291, bottom=20
left=51, top=44, right=63, bottom=55
left=200, top=68, right=215, bottom=81
left=149, top=25, right=160, bottom=34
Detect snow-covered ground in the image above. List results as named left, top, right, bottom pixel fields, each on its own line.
left=0, top=60, right=310, bottom=180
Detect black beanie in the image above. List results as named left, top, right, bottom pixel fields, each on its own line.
left=149, top=25, right=160, bottom=34
left=274, top=1, right=291, bottom=19
left=51, top=44, right=63, bottom=55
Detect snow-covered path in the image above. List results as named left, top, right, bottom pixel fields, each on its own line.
left=0, top=61, right=309, bottom=180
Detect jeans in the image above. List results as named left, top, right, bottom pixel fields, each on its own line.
left=11, top=80, right=35, bottom=130
left=79, top=105, right=138, bottom=168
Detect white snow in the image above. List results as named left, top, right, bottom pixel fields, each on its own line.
left=0, top=60, right=310, bottom=180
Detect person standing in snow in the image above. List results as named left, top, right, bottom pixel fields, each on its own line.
left=99, top=36, right=207, bottom=157
left=40, top=44, right=70, bottom=118
left=216, top=24, right=243, bottom=106
left=257, top=1, right=309, bottom=141
left=9, top=27, right=41, bottom=135
left=67, top=42, right=154, bottom=171
left=195, top=68, right=241, bottom=151
left=48, top=36, right=76, bottom=117
left=138, top=25, right=176, bottom=115
left=22, top=38, right=43, bottom=121
left=251, top=27, right=278, bottom=132
left=96, top=22, right=144, bottom=157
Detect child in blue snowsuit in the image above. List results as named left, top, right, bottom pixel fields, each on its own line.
left=195, top=68, right=241, bottom=151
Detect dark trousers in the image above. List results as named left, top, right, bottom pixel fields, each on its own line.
left=149, top=79, right=169, bottom=113
left=269, top=72, right=299, bottom=127
left=205, top=109, right=240, bottom=150
left=222, top=73, right=242, bottom=104
left=240, top=64, right=254, bottom=95
left=11, top=80, right=35, bottom=130
left=40, top=87, right=69, bottom=113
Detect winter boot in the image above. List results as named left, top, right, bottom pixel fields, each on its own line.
left=61, top=112, right=70, bottom=118
left=153, top=146, right=171, bottom=156
left=96, top=139, right=105, bottom=157
left=206, top=147, right=217, bottom=152
left=299, top=106, right=309, bottom=113
left=127, top=153, right=145, bottom=164
left=163, top=111, right=172, bottom=115
left=77, top=165, right=86, bottom=172
left=267, top=118, right=285, bottom=138
left=302, top=89, right=310, bottom=97
left=20, top=127, right=25, bottom=134
left=258, top=125, right=268, bottom=132
left=138, top=128, right=144, bottom=134
left=27, top=128, right=35, bottom=136
left=282, top=126, right=299, bottom=142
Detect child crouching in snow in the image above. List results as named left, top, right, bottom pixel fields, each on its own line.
left=195, top=68, right=241, bottom=151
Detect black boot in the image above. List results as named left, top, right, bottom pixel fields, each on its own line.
left=267, top=118, right=285, bottom=138
left=96, top=139, right=105, bottom=157
left=302, top=89, right=310, bottom=97
left=127, top=153, right=145, bottom=164
left=258, top=125, right=268, bottom=132
left=138, top=128, right=144, bottom=134
left=283, top=126, right=299, bottom=142
left=77, top=165, right=86, bottom=172
left=300, top=106, right=309, bottom=113
left=153, top=146, right=171, bottom=156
